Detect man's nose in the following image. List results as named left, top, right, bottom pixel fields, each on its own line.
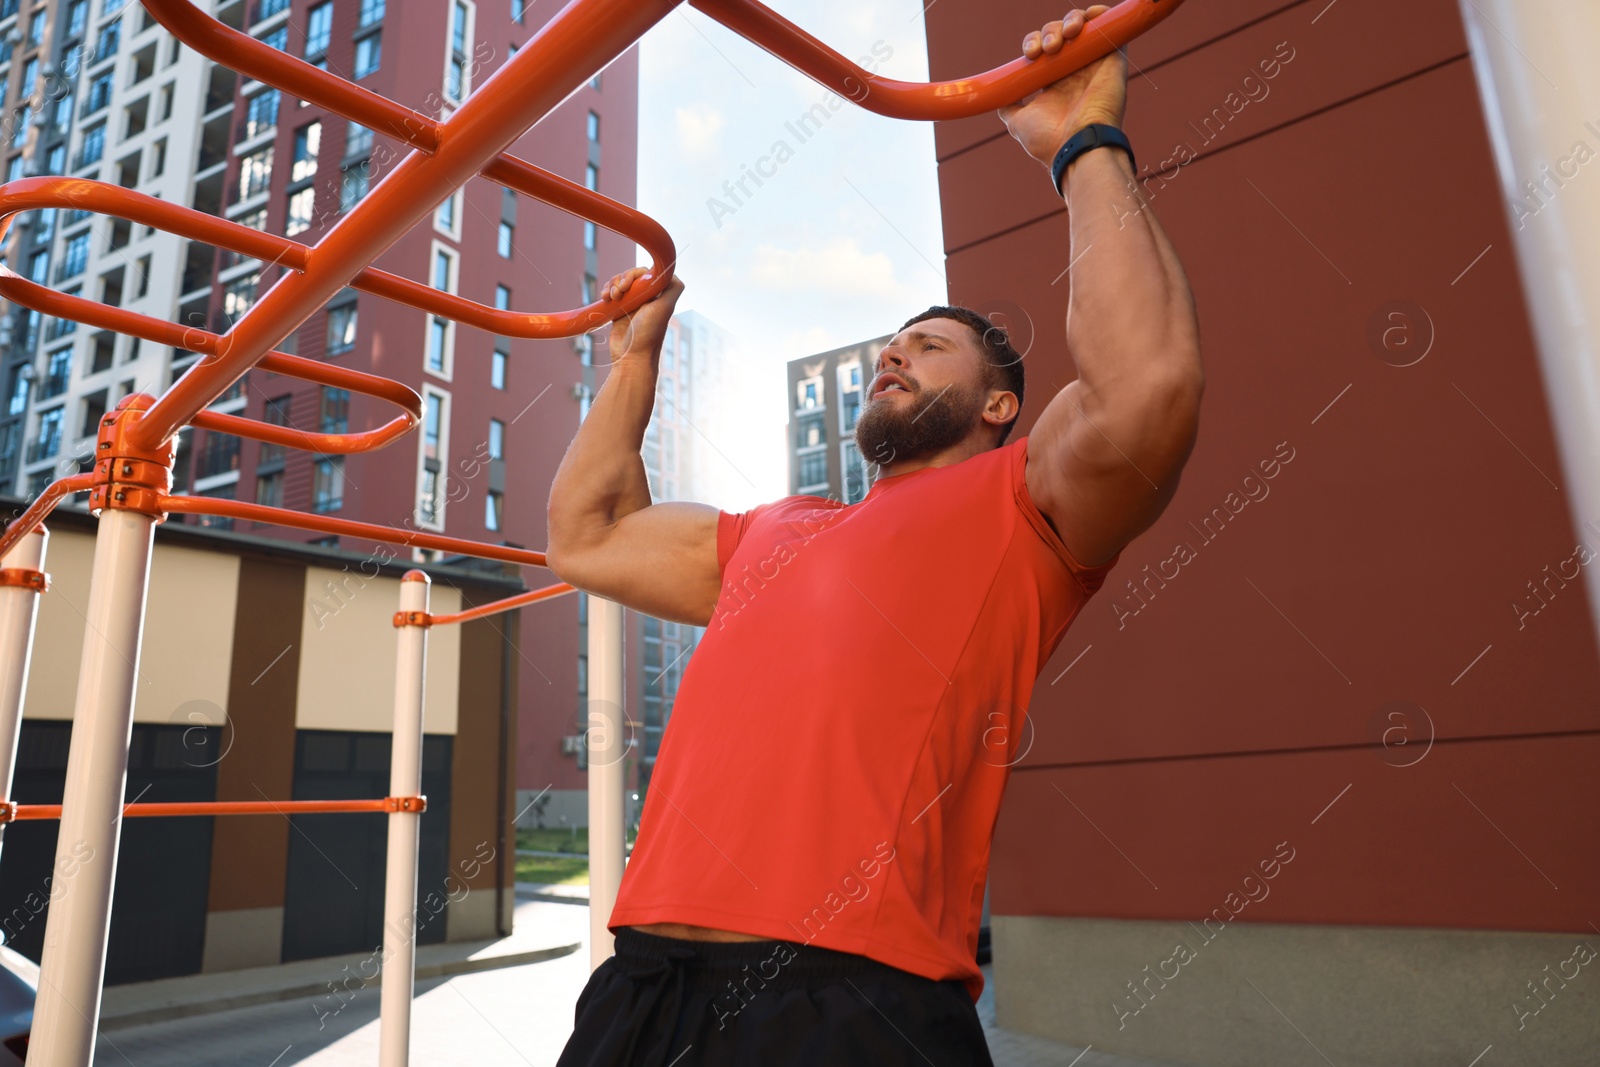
left=876, top=345, right=907, bottom=373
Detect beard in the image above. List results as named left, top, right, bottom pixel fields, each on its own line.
left=854, top=375, right=988, bottom=469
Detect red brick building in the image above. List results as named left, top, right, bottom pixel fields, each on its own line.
left=926, top=0, right=1600, bottom=1062
left=171, top=0, right=640, bottom=829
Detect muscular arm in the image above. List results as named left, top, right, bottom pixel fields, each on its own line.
left=545, top=269, right=723, bottom=626
left=1001, top=10, right=1204, bottom=569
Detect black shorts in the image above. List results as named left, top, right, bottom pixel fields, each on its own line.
left=555, top=926, right=995, bottom=1067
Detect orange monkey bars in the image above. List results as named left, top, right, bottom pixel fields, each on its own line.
left=0, top=0, right=1185, bottom=1062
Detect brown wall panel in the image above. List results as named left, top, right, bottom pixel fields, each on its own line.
left=206, top=557, right=306, bottom=913
left=450, top=610, right=513, bottom=902
left=936, top=0, right=1466, bottom=255
left=927, top=0, right=1600, bottom=937
left=932, top=0, right=1313, bottom=161
left=951, top=60, right=1599, bottom=766
left=995, top=733, right=1599, bottom=930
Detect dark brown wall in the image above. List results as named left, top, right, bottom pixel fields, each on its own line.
left=207, top=556, right=304, bottom=913
left=927, top=0, right=1600, bottom=931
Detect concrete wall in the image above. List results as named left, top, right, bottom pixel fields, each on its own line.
left=923, top=0, right=1600, bottom=1062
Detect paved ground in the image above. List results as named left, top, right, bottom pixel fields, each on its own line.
left=91, top=899, right=1186, bottom=1066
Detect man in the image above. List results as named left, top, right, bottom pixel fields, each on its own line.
left=549, top=6, right=1202, bottom=1065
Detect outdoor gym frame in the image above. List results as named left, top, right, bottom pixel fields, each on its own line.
left=0, top=0, right=1186, bottom=1062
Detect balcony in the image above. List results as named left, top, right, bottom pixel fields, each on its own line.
left=38, top=368, right=71, bottom=401
left=24, top=430, right=62, bottom=465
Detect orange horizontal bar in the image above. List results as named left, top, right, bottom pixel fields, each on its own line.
left=689, top=0, right=1184, bottom=120
left=3, top=799, right=417, bottom=821
left=427, top=582, right=577, bottom=627
left=0, top=177, right=667, bottom=343
left=0, top=474, right=96, bottom=552
left=159, top=495, right=549, bottom=569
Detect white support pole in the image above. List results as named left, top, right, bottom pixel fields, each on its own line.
left=586, top=595, right=625, bottom=968
left=379, top=571, right=430, bottom=1067
left=1459, top=0, right=1600, bottom=652
left=28, top=509, right=156, bottom=1067
left=0, top=525, right=48, bottom=857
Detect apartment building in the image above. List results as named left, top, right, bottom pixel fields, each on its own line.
left=785, top=334, right=889, bottom=504
left=0, top=0, right=645, bottom=855
left=2, top=0, right=224, bottom=497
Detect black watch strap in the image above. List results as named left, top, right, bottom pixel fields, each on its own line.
left=1051, top=124, right=1136, bottom=196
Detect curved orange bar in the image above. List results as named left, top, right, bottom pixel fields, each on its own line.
left=689, top=0, right=1185, bottom=120
left=427, top=582, right=576, bottom=627
left=0, top=177, right=664, bottom=342
left=136, top=0, right=676, bottom=335
left=4, top=799, right=402, bottom=821
left=0, top=266, right=421, bottom=451
left=0, top=473, right=96, bottom=552
left=160, top=495, right=549, bottom=569
left=189, top=409, right=415, bottom=456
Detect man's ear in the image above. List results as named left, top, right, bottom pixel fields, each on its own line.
left=983, top=390, right=1019, bottom=430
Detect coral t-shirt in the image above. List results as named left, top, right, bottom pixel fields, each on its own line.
left=608, top=435, right=1118, bottom=1001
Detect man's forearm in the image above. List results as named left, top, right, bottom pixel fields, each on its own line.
left=1062, top=148, right=1201, bottom=398
left=548, top=356, right=658, bottom=552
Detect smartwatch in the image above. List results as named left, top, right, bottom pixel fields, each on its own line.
left=1051, top=124, right=1136, bottom=197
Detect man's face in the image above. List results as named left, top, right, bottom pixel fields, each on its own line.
left=854, top=318, right=993, bottom=469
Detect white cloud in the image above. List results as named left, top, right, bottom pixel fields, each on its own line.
left=674, top=105, right=726, bottom=157
left=747, top=237, right=913, bottom=300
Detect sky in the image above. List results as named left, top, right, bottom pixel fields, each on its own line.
left=632, top=0, right=949, bottom=508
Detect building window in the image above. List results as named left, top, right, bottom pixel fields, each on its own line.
left=842, top=441, right=868, bottom=503
left=512, top=0, right=525, bottom=24
left=583, top=220, right=596, bottom=251
left=304, top=2, right=332, bottom=58
left=345, top=121, right=374, bottom=159
left=222, top=272, right=258, bottom=322
left=445, top=1, right=471, bottom=102
left=797, top=412, right=825, bottom=449
left=798, top=451, right=827, bottom=490
left=312, top=457, right=344, bottom=512
left=487, top=418, right=504, bottom=460
left=586, top=110, right=600, bottom=142
left=320, top=387, right=349, bottom=434
left=433, top=248, right=454, bottom=291
left=354, top=33, right=381, bottom=78
left=495, top=284, right=510, bottom=310
left=77, top=123, right=106, bottom=167
left=285, top=186, right=314, bottom=235
left=290, top=121, right=321, bottom=182
left=435, top=190, right=461, bottom=236
left=839, top=362, right=863, bottom=432
left=255, top=469, right=283, bottom=508
left=419, top=390, right=447, bottom=525
left=359, top=0, right=385, bottom=28
left=796, top=376, right=822, bottom=410
left=243, top=89, right=280, bottom=140
left=584, top=162, right=598, bottom=191
left=326, top=303, right=357, bottom=354
left=484, top=489, right=503, bottom=531
left=496, top=221, right=512, bottom=258
left=260, top=394, right=291, bottom=466
left=339, top=164, right=368, bottom=212
left=491, top=348, right=506, bottom=390
left=426, top=316, right=450, bottom=375
left=237, top=146, right=273, bottom=200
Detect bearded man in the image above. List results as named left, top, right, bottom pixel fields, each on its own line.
left=548, top=6, right=1204, bottom=1065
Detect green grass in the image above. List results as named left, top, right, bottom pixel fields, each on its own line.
left=516, top=826, right=638, bottom=855
left=516, top=854, right=590, bottom=886
left=514, top=825, right=640, bottom=886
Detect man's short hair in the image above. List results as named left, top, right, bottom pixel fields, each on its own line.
left=899, top=305, right=1026, bottom=445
